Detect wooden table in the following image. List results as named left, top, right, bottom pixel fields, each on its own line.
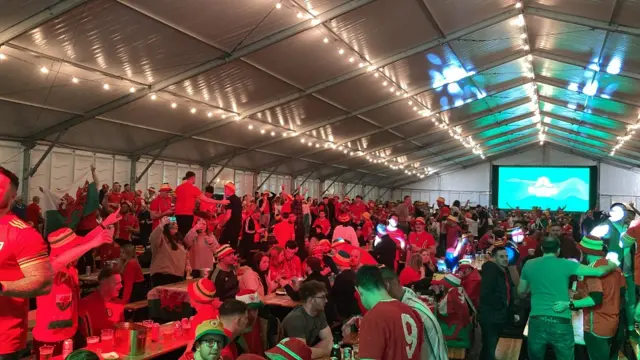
left=261, top=293, right=298, bottom=308
left=79, top=268, right=150, bottom=283
left=51, top=322, right=189, bottom=360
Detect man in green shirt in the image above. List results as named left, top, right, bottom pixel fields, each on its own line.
left=518, top=238, right=618, bottom=360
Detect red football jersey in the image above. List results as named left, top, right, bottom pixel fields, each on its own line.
left=408, top=231, right=435, bottom=250
left=359, top=300, right=424, bottom=360
left=0, top=214, right=49, bottom=353
left=149, top=196, right=173, bottom=230
left=33, top=265, right=80, bottom=342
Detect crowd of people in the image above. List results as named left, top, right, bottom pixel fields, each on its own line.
left=1, top=164, right=640, bottom=360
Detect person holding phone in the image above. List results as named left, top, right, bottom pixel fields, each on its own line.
left=149, top=216, right=189, bottom=286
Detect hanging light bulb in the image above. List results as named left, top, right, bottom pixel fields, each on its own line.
left=72, top=77, right=79, bottom=83
left=323, top=37, right=329, bottom=43
left=338, top=49, right=345, bottom=55
left=129, top=87, right=136, bottom=93
left=0, top=53, right=6, bottom=60
left=103, top=83, right=110, bottom=90
left=150, top=93, right=157, bottom=100
left=171, top=102, right=177, bottom=108
left=260, top=129, right=266, bottom=134
left=190, top=108, right=197, bottom=114
left=207, top=112, right=213, bottom=118
left=40, top=66, right=49, bottom=74
left=271, top=131, right=276, bottom=136
left=275, top=2, right=282, bottom=9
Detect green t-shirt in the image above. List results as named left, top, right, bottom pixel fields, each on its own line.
left=521, top=256, right=579, bottom=318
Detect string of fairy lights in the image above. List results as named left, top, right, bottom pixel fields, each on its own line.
left=511, top=3, right=545, bottom=146
left=0, top=0, right=546, bottom=181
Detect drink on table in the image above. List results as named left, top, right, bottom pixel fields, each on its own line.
left=39, top=345, right=54, bottom=360
left=86, top=336, right=101, bottom=353
left=173, top=321, right=183, bottom=338
left=151, top=323, right=161, bottom=342
left=62, top=339, right=73, bottom=358
left=101, top=329, right=114, bottom=352
left=181, top=318, right=191, bottom=336
left=142, top=320, right=154, bottom=340
left=163, top=327, right=173, bottom=343
left=330, top=343, right=342, bottom=360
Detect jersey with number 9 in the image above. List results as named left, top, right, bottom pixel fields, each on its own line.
left=358, top=299, right=424, bottom=360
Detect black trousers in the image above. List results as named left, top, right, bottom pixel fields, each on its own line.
left=175, top=215, right=194, bottom=237
left=479, top=320, right=505, bottom=360
left=151, top=273, right=184, bottom=287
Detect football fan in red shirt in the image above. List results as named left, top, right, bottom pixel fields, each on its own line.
left=105, top=182, right=122, bottom=213
left=0, top=167, right=53, bottom=359
left=311, top=210, right=331, bottom=237
left=407, top=217, right=436, bottom=261
left=175, top=171, right=228, bottom=236
left=283, top=240, right=303, bottom=279
left=25, top=196, right=43, bottom=228
left=149, top=183, right=174, bottom=230
left=78, top=268, right=124, bottom=337
left=349, top=195, right=368, bottom=220
left=33, top=223, right=117, bottom=358
left=114, top=201, right=139, bottom=245
left=121, top=183, right=135, bottom=203
left=355, top=265, right=423, bottom=360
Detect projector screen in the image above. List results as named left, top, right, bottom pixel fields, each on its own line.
left=492, top=166, right=597, bottom=212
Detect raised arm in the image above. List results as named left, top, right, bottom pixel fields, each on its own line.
left=52, top=227, right=114, bottom=273
left=198, top=193, right=229, bottom=205
left=90, top=164, right=99, bottom=188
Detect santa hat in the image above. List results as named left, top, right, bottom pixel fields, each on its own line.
left=338, top=213, right=351, bottom=223
left=224, top=182, right=236, bottom=193
left=265, top=338, right=312, bottom=360
left=216, top=244, right=235, bottom=259
left=236, top=289, right=264, bottom=309
left=48, top=228, right=81, bottom=258
left=415, top=217, right=426, bottom=225
left=332, top=250, right=351, bottom=268
left=188, top=278, right=217, bottom=304
left=433, top=274, right=461, bottom=289
left=578, top=235, right=605, bottom=256
left=458, top=258, right=473, bottom=270
left=159, top=183, right=172, bottom=192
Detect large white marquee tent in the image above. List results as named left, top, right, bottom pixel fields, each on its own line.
left=1, top=0, right=640, bottom=205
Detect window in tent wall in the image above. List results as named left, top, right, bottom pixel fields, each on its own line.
left=163, top=162, right=178, bottom=187
left=598, top=196, right=611, bottom=210
left=479, top=193, right=490, bottom=207
left=234, top=171, right=244, bottom=198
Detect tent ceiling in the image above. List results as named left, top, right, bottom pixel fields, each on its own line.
left=1, top=0, right=639, bottom=188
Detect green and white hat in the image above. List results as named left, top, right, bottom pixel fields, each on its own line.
left=578, top=235, right=605, bottom=256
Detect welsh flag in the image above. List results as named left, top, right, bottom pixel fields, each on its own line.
left=41, top=172, right=100, bottom=236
